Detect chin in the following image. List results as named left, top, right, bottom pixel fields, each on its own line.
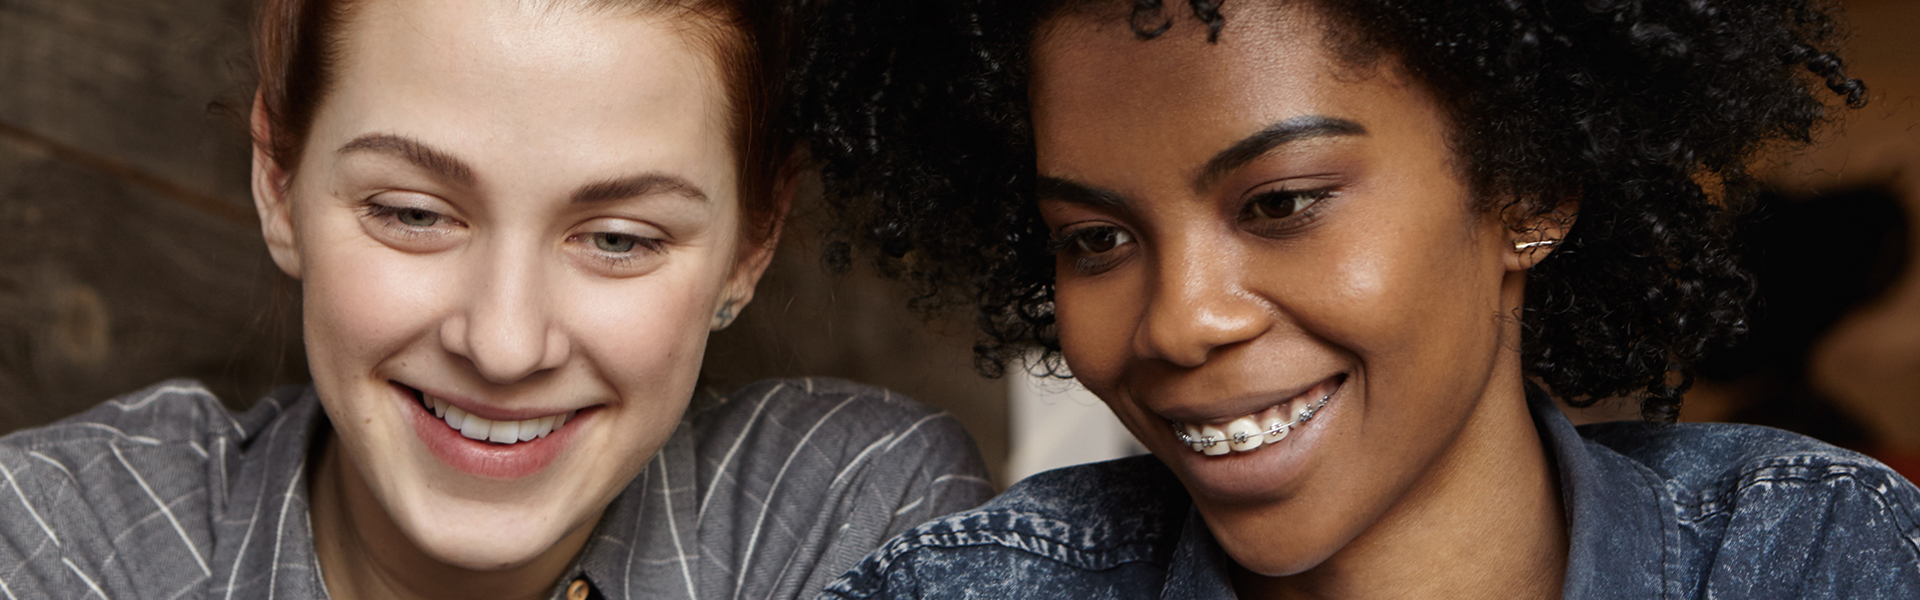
left=393, top=493, right=584, bottom=571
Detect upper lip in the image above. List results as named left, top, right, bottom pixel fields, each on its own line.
left=1149, top=373, right=1343, bottom=424
left=397, top=381, right=590, bottom=422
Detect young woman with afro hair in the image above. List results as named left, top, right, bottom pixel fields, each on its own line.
left=793, top=0, right=1920, bottom=597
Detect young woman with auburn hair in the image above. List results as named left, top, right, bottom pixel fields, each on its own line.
left=795, top=0, right=1920, bottom=597
left=0, top=1, right=988, bottom=598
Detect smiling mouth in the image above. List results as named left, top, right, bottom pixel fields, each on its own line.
left=408, top=389, right=578, bottom=446
left=1169, top=374, right=1343, bottom=456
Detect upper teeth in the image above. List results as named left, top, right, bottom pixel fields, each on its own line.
left=1173, top=390, right=1330, bottom=456
left=423, top=394, right=574, bottom=445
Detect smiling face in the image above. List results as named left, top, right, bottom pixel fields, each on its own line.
left=1031, top=2, right=1563, bottom=581
left=250, top=0, right=773, bottom=578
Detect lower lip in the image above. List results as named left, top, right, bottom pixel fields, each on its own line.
left=400, top=387, right=591, bottom=480
left=1164, top=376, right=1347, bottom=502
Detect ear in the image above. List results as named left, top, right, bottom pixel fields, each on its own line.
left=710, top=160, right=800, bottom=331
left=1504, top=198, right=1579, bottom=272
left=251, top=91, right=304, bottom=280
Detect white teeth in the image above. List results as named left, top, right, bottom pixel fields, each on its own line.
left=1172, top=382, right=1336, bottom=456
left=445, top=405, right=468, bottom=430
left=489, top=420, right=519, bottom=444
left=460, top=413, right=492, bottom=440
left=422, top=394, right=575, bottom=446
left=1261, top=405, right=1290, bottom=444
left=1226, top=417, right=1263, bottom=452
left=1199, top=425, right=1230, bottom=456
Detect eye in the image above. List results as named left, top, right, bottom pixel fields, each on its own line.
left=394, top=207, right=442, bottom=228
left=591, top=232, right=640, bottom=253
left=1243, top=188, right=1333, bottom=222
left=1071, top=227, right=1133, bottom=254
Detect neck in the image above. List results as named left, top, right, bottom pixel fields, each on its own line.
left=309, top=432, right=595, bottom=600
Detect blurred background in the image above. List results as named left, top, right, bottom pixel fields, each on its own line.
left=1, top=0, right=1915, bottom=489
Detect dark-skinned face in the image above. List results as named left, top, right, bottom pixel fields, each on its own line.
left=1031, top=2, right=1559, bottom=578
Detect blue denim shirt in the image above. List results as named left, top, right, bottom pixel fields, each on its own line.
left=823, top=390, right=1920, bottom=598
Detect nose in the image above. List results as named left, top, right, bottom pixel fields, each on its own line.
left=440, top=240, right=572, bottom=383
left=1134, top=242, right=1270, bottom=367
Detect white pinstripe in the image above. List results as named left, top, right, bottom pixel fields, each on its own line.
left=698, top=383, right=783, bottom=522
left=931, top=474, right=992, bottom=488
left=264, top=462, right=305, bottom=600
left=69, top=423, right=163, bottom=446
left=25, top=452, right=74, bottom=481
left=882, top=413, right=944, bottom=453
left=61, top=558, right=107, bottom=599
left=0, top=571, right=17, bottom=600
left=826, top=436, right=895, bottom=491
left=892, top=498, right=924, bottom=516
left=0, top=460, right=60, bottom=548
left=729, top=394, right=862, bottom=600
left=656, top=452, right=699, bottom=600
left=109, top=443, right=210, bottom=576
left=223, top=415, right=286, bottom=600
left=106, top=384, right=200, bottom=412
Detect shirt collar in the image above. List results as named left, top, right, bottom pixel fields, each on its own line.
left=1160, top=387, right=1675, bottom=598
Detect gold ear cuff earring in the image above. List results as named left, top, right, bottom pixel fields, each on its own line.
left=1513, top=239, right=1559, bottom=252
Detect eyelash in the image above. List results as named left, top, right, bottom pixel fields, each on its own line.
left=1043, top=187, right=1337, bottom=276
left=358, top=201, right=459, bottom=235
left=1239, top=187, right=1335, bottom=235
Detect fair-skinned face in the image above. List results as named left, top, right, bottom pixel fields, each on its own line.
left=1031, top=3, right=1569, bottom=598
left=248, top=1, right=780, bottom=597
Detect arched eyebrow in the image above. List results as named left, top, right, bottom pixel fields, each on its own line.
left=570, top=174, right=708, bottom=205
left=1192, top=116, right=1367, bottom=192
left=338, top=133, right=475, bottom=187
left=337, top=133, right=709, bottom=204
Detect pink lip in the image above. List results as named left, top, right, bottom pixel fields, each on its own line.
left=396, top=384, right=591, bottom=480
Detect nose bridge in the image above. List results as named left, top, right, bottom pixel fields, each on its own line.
left=1135, top=231, right=1268, bottom=367
left=448, top=231, right=569, bottom=383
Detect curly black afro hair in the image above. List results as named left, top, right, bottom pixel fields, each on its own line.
left=790, top=0, right=1865, bottom=422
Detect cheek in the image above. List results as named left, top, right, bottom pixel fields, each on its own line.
left=1054, top=274, right=1138, bottom=392
left=566, top=262, right=724, bottom=388
left=297, top=207, right=453, bottom=381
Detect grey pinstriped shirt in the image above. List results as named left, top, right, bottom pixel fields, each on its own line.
left=0, top=377, right=992, bottom=599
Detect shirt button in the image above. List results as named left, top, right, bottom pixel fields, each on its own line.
left=567, top=579, right=590, bottom=600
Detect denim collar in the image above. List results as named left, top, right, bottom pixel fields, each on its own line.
left=1160, top=388, right=1676, bottom=598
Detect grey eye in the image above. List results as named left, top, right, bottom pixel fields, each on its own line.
left=396, top=208, right=441, bottom=227
left=592, top=232, right=639, bottom=253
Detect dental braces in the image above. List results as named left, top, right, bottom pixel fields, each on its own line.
left=1171, top=392, right=1331, bottom=449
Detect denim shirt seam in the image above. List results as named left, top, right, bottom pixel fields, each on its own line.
left=855, top=510, right=1173, bottom=577
left=1674, top=459, right=1920, bottom=564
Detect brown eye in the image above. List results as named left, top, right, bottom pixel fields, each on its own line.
left=396, top=208, right=441, bottom=227
left=1074, top=227, right=1133, bottom=254
left=591, top=232, right=639, bottom=253
left=1245, top=188, right=1331, bottom=221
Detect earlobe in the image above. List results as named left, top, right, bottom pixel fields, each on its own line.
left=711, top=158, right=803, bottom=331
left=250, top=92, right=303, bottom=280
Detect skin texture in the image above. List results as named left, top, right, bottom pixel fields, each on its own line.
left=1030, top=4, right=1569, bottom=598
left=248, top=1, right=781, bottom=598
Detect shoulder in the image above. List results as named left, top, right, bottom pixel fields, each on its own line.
left=686, top=378, right=978, bottom=464
left=0, top=379, right=297, bottom=598
left=823, top=456, right=1186, bottom=599
left=1581, top=421, right=1920, bottom=594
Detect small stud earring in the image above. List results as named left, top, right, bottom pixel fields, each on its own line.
left=711, top=300, right=738, bottom=330
left=1513, top=239, right=1558, bottom=252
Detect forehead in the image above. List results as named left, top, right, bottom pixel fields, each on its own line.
left=1028, top=3, right=1436, bottom=182
left=315, top=0, right=735, bottom=191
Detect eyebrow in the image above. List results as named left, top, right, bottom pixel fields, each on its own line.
left=338, top=133, right=708, bottom=204
left=1192, top=116, right=1367, bottom=192
left=570, top=174, right=709, bottom=205
left=1035, top=175, right=1128, bottom=208
left=338, top=134, right=476, bottom=187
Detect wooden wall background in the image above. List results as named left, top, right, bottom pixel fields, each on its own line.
left=0, top=0, right=1009, bottom=481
